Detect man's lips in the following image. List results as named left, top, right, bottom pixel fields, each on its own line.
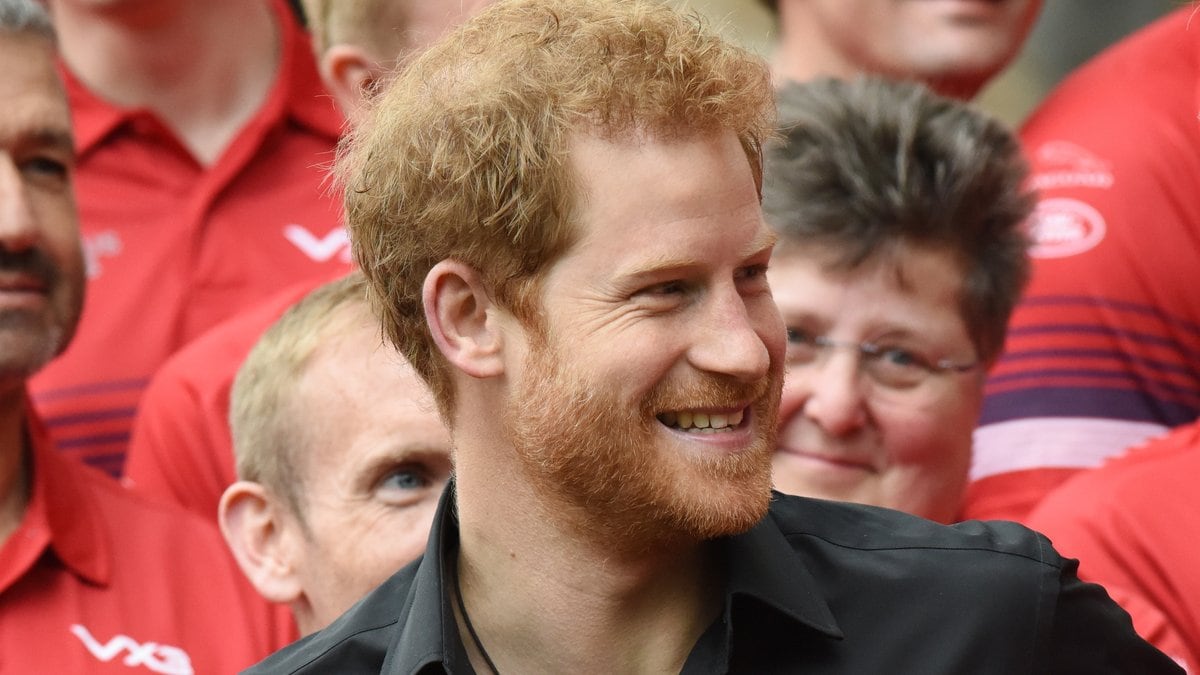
left=0, top=272, right=48, bottom=293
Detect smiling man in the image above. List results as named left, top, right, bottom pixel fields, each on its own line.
left=248, top=1, right=1181, bottom=672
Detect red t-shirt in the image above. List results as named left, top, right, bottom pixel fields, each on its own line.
left=29, top=0, right=350, bottom=478
left=1026, top=422, right=1200, bottom=673
left=123, top=280, right=324, bottom=522
left=0, top=402, right=296, bottom=674
left=966, top=6, right=1200, bottom=522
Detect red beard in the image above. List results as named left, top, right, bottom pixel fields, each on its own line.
left=503, top=332, right=781, bottom=554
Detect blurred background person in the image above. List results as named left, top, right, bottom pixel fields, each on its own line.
left=967, top=5, right=1200, bottom=523
left=755, top=0, right=1041, bottom=98
left=220, top=274, right=452, bottom=635
left=763, top=77, right=1033, bottom=522
left=123, top=0, right=490, bottom=522
left=30, top=0, right=347, bottom=476
left=0, top=2, right=287, bottom=669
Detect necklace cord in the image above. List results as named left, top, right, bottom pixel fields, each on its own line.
left=453, top=556, right=501, bottom=675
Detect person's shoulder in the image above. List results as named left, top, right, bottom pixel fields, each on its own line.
left=1028, top=422, right=1200, bottom=536
left=768, top=493, right=1064, bottom=573
left=245, top=561, right=421, bottom=674
left=75, top=458, right=237, bottom=555
left=1022, top=6, right=1198, bottom=144
left=160, top=279, right=324, bottom=379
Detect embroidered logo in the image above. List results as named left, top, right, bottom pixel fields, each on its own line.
left=1028, top=140, right=1114, bottom=191
left=1025, top=198, right=1107, bottom=259
left=284, top=224, right=352, bottom=263
left=70, top=624, right=194, bottom=675
left=83, top=230, right=124, bottom=279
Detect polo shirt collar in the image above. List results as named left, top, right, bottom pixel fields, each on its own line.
left=265, top=0, right=344, bottom=140
left=0, top=400, right=109, bottom=590
left=58, top=62, right=124, bottom=156
left=384, top=485, right=842, bottom=673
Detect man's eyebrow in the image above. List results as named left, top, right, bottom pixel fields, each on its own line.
left=361, top=445, right=452, bottom=472
left=619, top=252, right=704, bottom=279
left=745, top=227, right=777, bottom=258
left=25, top=127, right=76, bottom=155
left=617, top=227, right=777, bottom=280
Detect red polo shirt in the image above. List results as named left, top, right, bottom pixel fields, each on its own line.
left=29, top=0, right=350, bottom=477
left=0, top=402, right=295, bottom=674
left=124, top=280, right=324, bottom=522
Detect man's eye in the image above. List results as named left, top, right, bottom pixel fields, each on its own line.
left=736, top=264, right=770, bottom=291
left=24, top=156, right=69, bottom=178
left=643, top=280, right=685, bottom=296
left=378, top=468, right=430, bottom=492
left=737, top=264, right=767, bottom=281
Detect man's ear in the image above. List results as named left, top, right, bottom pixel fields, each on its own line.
left=319, top=44, right=383, bottom=118
left=218, top=481, right=304, bottom=605
left=423, top=260, right=505, bottom=379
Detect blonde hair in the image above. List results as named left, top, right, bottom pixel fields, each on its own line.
left=230, top=273, right=372, bottom=515
left=340, top=0, right=774, bottom=419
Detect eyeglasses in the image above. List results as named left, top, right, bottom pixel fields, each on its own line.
left=785, top=327, right=978, bottom=390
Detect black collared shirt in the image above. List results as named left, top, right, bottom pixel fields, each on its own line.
left=246, top=485, right=1181, bottom=674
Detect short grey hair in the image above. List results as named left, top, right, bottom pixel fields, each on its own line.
left=763, top=77, right=1033, bottom=363
left=0, top=0, right=55, bottom=41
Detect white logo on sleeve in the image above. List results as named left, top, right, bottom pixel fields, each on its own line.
left=284, top=224, right=352, bottom=263
left=70, top=624, right=194, bottom=675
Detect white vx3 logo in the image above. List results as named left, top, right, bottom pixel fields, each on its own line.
left=284, top=224, right=352, bottom=263
left=70, top=624, right=194, bottom=675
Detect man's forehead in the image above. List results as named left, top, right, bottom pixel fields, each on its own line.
left=0, top=36, right=71, bottom=142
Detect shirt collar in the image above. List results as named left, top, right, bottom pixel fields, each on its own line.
left=265, top=0, right=344, bottom=141
left=385, top=485, right=842, bottom=673
left=6, top=400, right=110, bottom=588
left=59, top=0, right=342, bottom=157
left=385, top=482, right=471, bottom=674
left=721, top=492, right=844, bottom=639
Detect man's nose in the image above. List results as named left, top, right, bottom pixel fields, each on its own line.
left=687, top=286, right=771, bottom=383
left=0, top=156, right=40, bottom=252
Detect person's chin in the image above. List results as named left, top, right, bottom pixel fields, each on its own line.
left=772, top=447, right=877, bottom=497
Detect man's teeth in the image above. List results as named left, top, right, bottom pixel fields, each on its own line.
left=658, top=409, right=744, bottom=432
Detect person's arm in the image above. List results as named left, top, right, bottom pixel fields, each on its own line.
left=1042, top=558, right=1185, bottom=674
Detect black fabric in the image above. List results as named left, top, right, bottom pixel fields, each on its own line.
left=245, top=484, right=1182, bottom=674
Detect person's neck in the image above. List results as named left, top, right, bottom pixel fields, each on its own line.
left=0, top=384, right=31, bottom=548
left=51, top=0, right=281, bottom=165
left=452, top=455, right=724, bottom=674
